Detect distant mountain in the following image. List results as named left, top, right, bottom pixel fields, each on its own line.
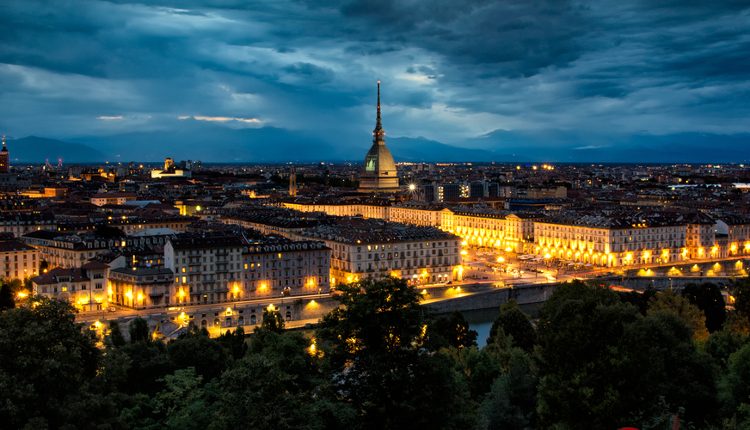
left=72, top=122, right=347, bottom=163
left=69, top=120, right=499, bottom=163
left=465, top=130, right=750, bottom=163
left=11, top=123, right=750, bottom=163
left=387, top=136, right=497, bottom=162
left=8, top=136, right=106, bottom=163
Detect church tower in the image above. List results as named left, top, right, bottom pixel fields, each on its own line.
left=0, top=135, right=9, bottom=173
left=358, top=81, right=399, bottom=193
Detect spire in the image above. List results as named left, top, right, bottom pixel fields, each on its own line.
left=1, top=134, right=6, bottom=153
left=373, top=80, right=385, bottom=143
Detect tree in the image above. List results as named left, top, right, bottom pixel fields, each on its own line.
left=152, top=367, right=216, bottom=430
left=217, top=326, right=247, bottom=359
left=682, top=282, right=727, bottom=332
left=731, top=278, right=750, bottom=318
left=648, top=289, right=709, bottom=341
left=720, top=343, right=750, bottom=424
left=478, top=349, right=537, bottom=430
left=488, top=300, right=535, bottom=352
left=425, top=311, right=477, bottom=350
left=617, top=312, right=718, bottom=427
left=167, top=332, right=230, bottom=381
left=705, top=327, right=748, bottom=369
left=108, top=320, right=126, bottom=347
left=0, top=298, right=100, bottom=428
left=260, top=306, right=285, bottom=333
left=0, top=283, right=14, bottom=310
left=129, top=317, right=151, bottom=343
left=536, top=281, right=639, bottom=429
left=316, top=277, right=474, bottom=430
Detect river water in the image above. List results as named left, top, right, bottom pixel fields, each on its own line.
left=454, top=303, right=542, bottom=347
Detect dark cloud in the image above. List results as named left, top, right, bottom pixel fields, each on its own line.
left=0, top=0, right=748, bottom=159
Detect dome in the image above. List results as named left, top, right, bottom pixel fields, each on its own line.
left=358, top=81, right=400, bottom=192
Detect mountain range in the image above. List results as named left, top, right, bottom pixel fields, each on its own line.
left=7, top=122, right=750, bottom=164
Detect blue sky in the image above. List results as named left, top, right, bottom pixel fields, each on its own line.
left=1, top=0, right=749, bottom=161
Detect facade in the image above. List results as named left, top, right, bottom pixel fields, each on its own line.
left=533, top=212, right=716, bottom=267
left=108, top=267, right=174, bottom=309
left=0, top=239, right=39, bottom=280
left=31, top=262, right=109, bottom=311
left=283, top=202, right=536, bottom=252
left=0, top=212, right=56, bottom=238
left=22, top=230, right=172, bottom=269
left=296, top=218, right=461, bottom=286
left=151, top=157, right=192, bottom=179
left=242, top=240, right=330, bottom=297
left=164, top=233, right=244, bottom=305
left=358, top=81, right=399, bottom=193
left=90, top=192, right=137, bottom=206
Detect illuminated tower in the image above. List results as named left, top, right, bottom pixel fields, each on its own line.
left=358, top=81, right=399, bottom=193
left=289, top=166, right=298, bottom=197
left=0, top=135, right=9, bottom=173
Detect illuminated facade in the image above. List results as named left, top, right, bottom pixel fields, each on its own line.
left=242, top=241, right=330, bottom=297
left=533, top=213, right=719, bottom=267
left=0, top=239, right=39, bottom=280
left=297, top=218, right=461, bottom=286
left=31, top=262, right=109, bottom=311
left=282, top=202, right=535, bottom=252
left=108, top=267, right=174, bottom=309
left=164, top=234, right=244, bottom=305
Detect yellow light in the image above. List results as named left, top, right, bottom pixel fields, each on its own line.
left=16, top=291, right=28, bottom=299
left=460, top=240, right=468, bottom=247
left=259, top=282, right=268, bottom=292
left=306, top=299, right=319, bottom=310
left=504, top=246, right=512, bottom=252
left=496, top=256, right=505, bottom=263
left=225, top=307, right=233, bottom=315
left=124, top=290, right=133, bottom=300
left=544, top=253, right=552, bottom=260
left=460, top=250, right=468, bottom=256
left=178, top=288, right=186, bottom=298
left=136, top=292, right=144, bottom=302
left=408, top=183, right=416, bottom=191
left=196, top=205, right=202, bottom=211
left=267, top=303, right=276, bottom=312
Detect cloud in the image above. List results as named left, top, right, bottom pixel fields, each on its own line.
left=97, top=115, right=124, bottom=121
left=0, top=0, right=748, bottom=160
left=182, top=115, right=263, bottom=125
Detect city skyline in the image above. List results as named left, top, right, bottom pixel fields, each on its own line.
left=1, top=1, right=750, bottom=162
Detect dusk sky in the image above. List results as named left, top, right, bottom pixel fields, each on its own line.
left=1, top=0, right=749, bottom=162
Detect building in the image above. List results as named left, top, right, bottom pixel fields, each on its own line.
left=242, top=239, right=330, bottom=297
left=164, top=233, right=244, bottom=305
left=532, top=211, right=715, bottom=267
left=108, top=267, right=174, bottom=309
left=31, top=261, right=109, bottom=311
left=358, top=81, right=400, bottom=193
left=0, top=212, right=56, bottom=238
left=0, top=135, right=9, bottom=174
left=151, top=157, right=192, bottom=179
left=0, top=238, right=39, bottom=280
left=90, top=192, right=137, bottom=206
left=296, top=217, right=461, bottom=286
